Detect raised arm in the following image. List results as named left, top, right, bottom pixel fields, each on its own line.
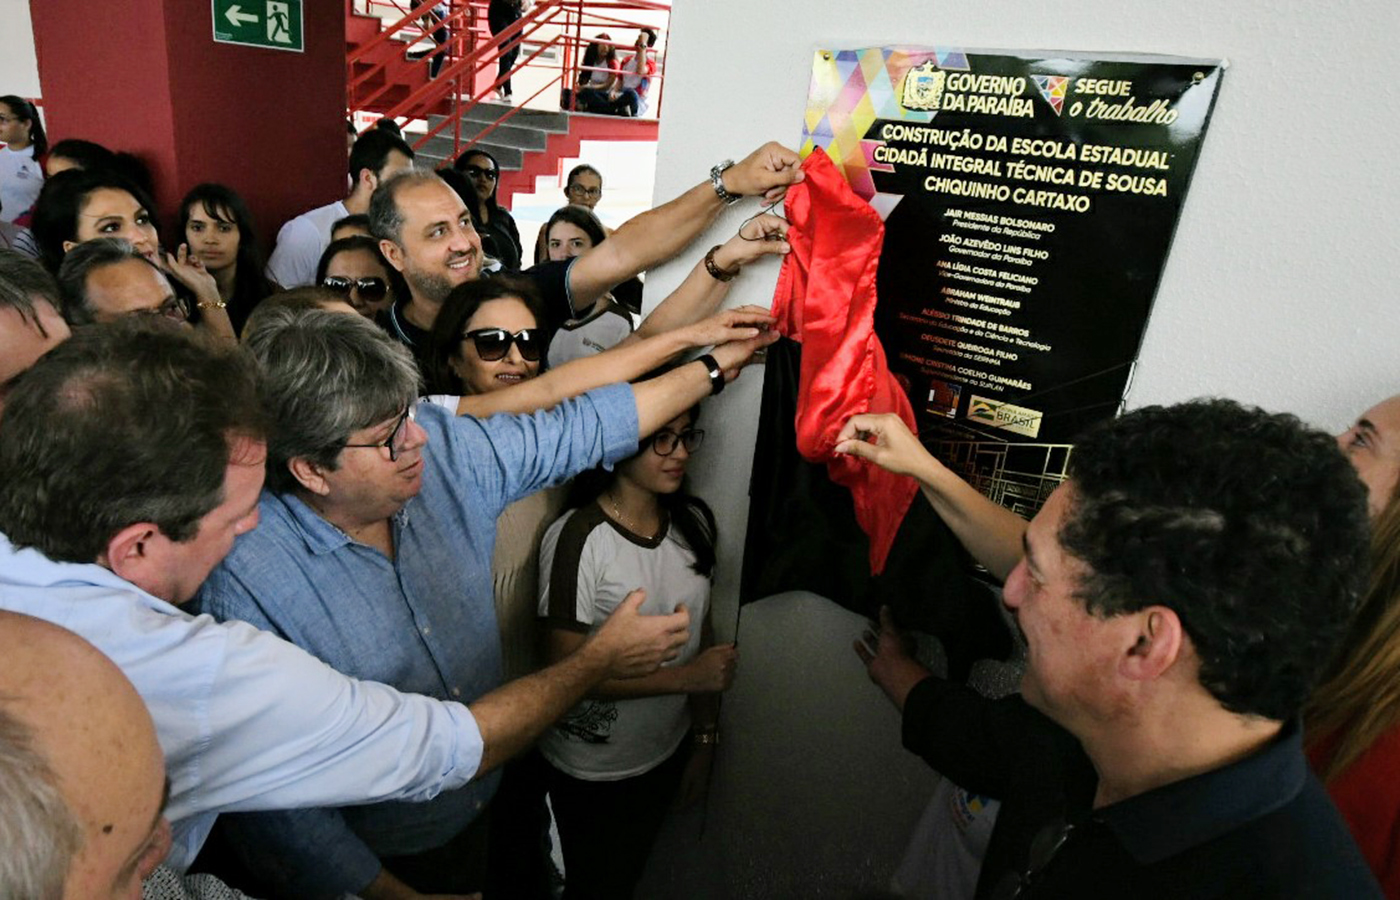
left=565, top=142, right=804, bottom=309
left=625, top=213, right=789, bottom=343
left=835, top=413, right=1027, bottom=581
left=454, top=306, right=775, bottom=418
left=630, top=327, right=779, bottom=437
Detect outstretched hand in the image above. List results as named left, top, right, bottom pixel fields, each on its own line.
left=834, top=413, right=935, bottom=481
left=712, top=213, right=791, bottom=271
left=591, top=590, right=691, bottom=679
left=682, top=306, right=775, bottom=349
left=708, top=327, right=781, bottom=382
left=854, top=606, right=931, bottom=712
left=723, top=142, right=804, bottom=204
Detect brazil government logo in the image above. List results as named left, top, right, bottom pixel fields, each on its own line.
left=901, top=62, right=947, bottom=111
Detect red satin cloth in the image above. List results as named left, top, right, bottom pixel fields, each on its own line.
left=770, top=149, right=918, bottom=574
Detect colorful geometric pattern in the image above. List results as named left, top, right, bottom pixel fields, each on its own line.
left=800, top=46, right=970, bottom=201
left=1032, top=75, right=1069, bottom=115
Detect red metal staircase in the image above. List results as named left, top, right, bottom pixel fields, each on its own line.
left=344, top=0, right=666, bottom=206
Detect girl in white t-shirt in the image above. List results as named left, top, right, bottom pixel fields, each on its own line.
left=0, top=96, right=46, bottom=225
left=538, top=404, right=736, bottom=899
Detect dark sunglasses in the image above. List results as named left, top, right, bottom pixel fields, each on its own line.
left=322, top=276, right=389, bottom=301
left=462, top=165, right=498, bottom=181
left=650, top=428, right=704, bottom=456
left=465, top=327, right=542, bottom=362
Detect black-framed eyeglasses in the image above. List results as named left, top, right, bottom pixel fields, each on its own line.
left=649, top=427, right=704, bottom=456
left=566, top=184, right=602, bottom=198
left=322, top=275, right=389, bottom=302
left=343, top=405, right=417, bottom=462
left=129, top=294, right=190, bottom=323
left=462, top=165, right=498, bottom=181
left=988, top=819, right=1075, bottom=900
left=464, top=327, right=542, bottom=362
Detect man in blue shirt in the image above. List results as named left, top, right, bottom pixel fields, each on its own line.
left=192, top=307, right=766, bottom=899
left=0, top=319, right=692, bottom=878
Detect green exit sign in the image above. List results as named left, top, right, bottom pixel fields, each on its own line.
left=211, top=0, right=304, bottom=53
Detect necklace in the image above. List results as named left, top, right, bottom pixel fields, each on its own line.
left=606, top=490, right=658, bottom=538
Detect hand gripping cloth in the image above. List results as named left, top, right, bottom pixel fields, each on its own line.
left=770, top=148, right=918, bottom=574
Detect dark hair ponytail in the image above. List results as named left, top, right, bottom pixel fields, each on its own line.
left=0, top=96, right=47, bottom=158
left=662, top=492, right=717, bottom=578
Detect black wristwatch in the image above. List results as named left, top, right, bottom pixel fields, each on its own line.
left=696, top=354, right=725, bottom=395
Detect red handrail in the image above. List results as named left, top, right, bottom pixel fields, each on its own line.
left=348, top=0, right=669, bottom=165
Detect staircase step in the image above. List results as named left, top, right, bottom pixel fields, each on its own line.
left=418, top=120, right=549, bottom=157
left=429, top=102, right=570, bottom=133
left=417, top=138, right=525, bottom=171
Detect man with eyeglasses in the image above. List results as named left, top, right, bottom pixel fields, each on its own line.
left=0, top=318, right=696, bottom=894
left=191, top=307, right=771, bottom=899
left=841, top=402, right=1382, bottom=898
left=370, top=142, right=802, bottom=376
left=56, top=237, right=189, bottom=325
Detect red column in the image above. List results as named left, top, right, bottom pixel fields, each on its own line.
left=29, top=0, right=346, bottom=252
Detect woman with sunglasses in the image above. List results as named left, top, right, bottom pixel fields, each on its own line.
left=452, top=150, right=522, bottom=271
left=315, top=235, right=404, bottom=318
left=538, top=401, right=732, bottom=899
left=178, top=183, right=278, bottom=335
left=31, top=168, right=235, bottom=341
left=0, top=96, right=46, bottom=226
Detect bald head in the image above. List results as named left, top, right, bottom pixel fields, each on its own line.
left=0, top=612, right=169, bottom=899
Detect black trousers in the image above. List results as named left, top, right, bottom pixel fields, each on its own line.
left=546, top=740, right=691, bottom=900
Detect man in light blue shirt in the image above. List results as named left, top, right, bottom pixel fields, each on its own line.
left=0, top=319, right=693, bottom=876
left=192, top=307, right=763, bottom=898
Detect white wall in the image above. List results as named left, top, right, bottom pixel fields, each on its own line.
left=639, top=1, right=1400, bottom=894
left=0, top=0, right=40, bottom=98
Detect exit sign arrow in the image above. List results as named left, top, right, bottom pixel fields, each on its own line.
left=224, top=4, right=257, bottom=27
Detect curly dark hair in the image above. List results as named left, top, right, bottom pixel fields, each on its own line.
left=0, top=319, right=266, bottom=562
left=1057, top=398, right=1371, bottom=721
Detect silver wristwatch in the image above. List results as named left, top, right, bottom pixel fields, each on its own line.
left=710, top=159, right=740, bottom=205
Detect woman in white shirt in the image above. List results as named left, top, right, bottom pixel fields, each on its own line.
left=538, top=403, right=737, bottom=898
left=0, top=96, right=46, bottom=225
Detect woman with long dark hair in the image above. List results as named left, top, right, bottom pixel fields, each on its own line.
left=315, top=235, right=404, bottom=319
left=179, top=183, right=277, bottom=334
left=450, top=150, right=522, bottom=270
left=0, top=96, right=47, bottom=225
left=538, top=399, right=734, bottom=899
left=1304, top=395, right=1400, bottom=896
left=575, top=35, right=622, bottom=114
left=32, top=169, right=234, bottom=340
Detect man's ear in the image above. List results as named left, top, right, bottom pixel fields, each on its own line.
left=101, top=522, right=162, bottom=585
left=379, top=237, right=407, bottom=274
left=287, top=456, right=331, bottom=496
left=1120, top=607, right=1183, bottom=682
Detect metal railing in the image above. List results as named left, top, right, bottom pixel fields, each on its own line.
left=347, top=0, right=668, bottom=167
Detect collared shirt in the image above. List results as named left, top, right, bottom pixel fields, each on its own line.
left=193, top=386, right=639, bottom=896
left=0, top=534, right=484, bottom=873
left=901, top=677, right=1383, bottom=899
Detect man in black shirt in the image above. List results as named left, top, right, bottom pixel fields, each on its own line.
left=836, top=400, right=1382, bottom=898
left=369, top=142, right=802, bottom=373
